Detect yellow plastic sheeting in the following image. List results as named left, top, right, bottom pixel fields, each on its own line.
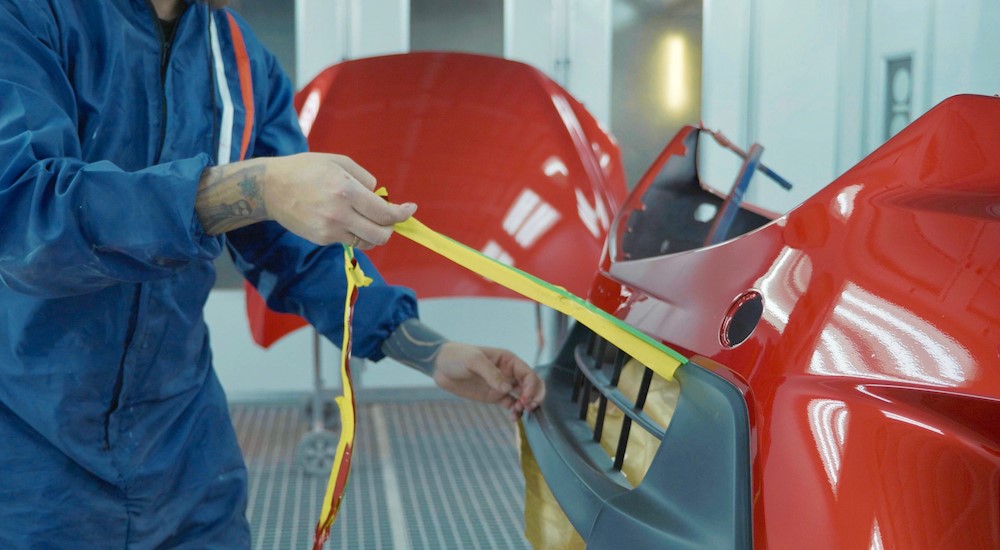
left=519, top=360, right=679, bottom=547
left=519, top=423, right=586, bottom=550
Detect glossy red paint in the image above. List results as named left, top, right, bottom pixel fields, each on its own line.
left=294, top=52, right=626, bottom=300
left=246, top=53, right=625, bottom=347
left=593, top=95, right=1000, bottom=548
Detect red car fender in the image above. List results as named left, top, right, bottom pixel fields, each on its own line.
left=595, top=94, right=1000, bottom=548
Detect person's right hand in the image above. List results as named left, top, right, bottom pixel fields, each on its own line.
left=263, top=153, right=416, bottom=249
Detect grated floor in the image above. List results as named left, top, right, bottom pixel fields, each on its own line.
left=230, top=400, right=532, bottom=550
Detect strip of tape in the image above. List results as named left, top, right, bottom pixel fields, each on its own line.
left=312, top=209, right=687, bottom=541
left=393, top=217, right=687, bottom=380
left=312, top=248, right=369, bottom=549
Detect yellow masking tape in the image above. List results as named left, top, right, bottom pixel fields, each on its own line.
left=393, top=217, right=687, bottom=380
left=313, top=206, right=687, bottom=541
left=313, top=248, right=368, bottom=548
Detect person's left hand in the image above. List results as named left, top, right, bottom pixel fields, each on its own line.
left=431, top=343, right=546, bottom=421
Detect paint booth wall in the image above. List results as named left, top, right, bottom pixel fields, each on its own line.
left=700, top=0, right=1000, bottom=215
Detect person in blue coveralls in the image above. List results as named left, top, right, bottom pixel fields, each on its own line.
left=0, top=0, right=546, bottom=546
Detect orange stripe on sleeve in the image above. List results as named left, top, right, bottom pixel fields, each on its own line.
left=226, top=12, right=255, bottom=162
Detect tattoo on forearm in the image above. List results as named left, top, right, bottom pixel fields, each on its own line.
left=380, top=319, right=448, bottom=376
left=238, top=172, right=264, bottom=203
left=196, top=163, right=268, bottom=234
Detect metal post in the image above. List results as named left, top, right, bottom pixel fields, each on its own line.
left=311, top=328, right=324, bottom=433
left=704, top=143, right=764, bottom=246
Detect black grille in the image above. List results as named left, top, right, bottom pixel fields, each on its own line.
left=523, top=321, right=754, bottom=549
left=569, top=331, right=667, bottom=472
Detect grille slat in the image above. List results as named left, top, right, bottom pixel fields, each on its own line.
left=613, top=416, right=633, bottom=471
left=572, top=345, right=666, bottom=440
left=592, top=395, right=609, bottom=442
left=571, top=369, right=584, bottom=403
left=567, top=332, right=671, bottom=473
left=593, top=338, right=608, bottom=370
left=634, top=368, right=655, bottom=410
left=609, top=349, right=627, bottom=386
left=578, top=378, right=592, bottom=420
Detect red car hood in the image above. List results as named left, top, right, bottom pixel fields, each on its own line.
left=295, top=52, right=626, bottom=299
left=247, top=53, right=626, bottom=347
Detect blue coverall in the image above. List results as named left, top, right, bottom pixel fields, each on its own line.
left=0, top=1, right=417, bottom=546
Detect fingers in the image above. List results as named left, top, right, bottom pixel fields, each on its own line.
left=498, top=395, right=520, bottom=422
left=327, top=158, right=416, bottom=247
left=344, top=201, right=417, bottom=247
left=346, top=215, right=393, bottom=248
left=514, top=366, right=546, bottom=411
left=352, top=189, right=417, bottom=227
left=517, top=360, right=546, bottom=410
left=345, top=233, right=369, bottom=250
left=483, top=348, right=546, bottom=411
left=264, top=153, right=417, bottom=248
left=465, top=351, right=515, bottom=396
left=330, top=155, right=377, bottom=190
left=430, top=342, right=544, bottom=420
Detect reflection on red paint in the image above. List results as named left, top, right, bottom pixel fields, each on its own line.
left=248, top=53, right=625, bottom=348
left=295, top=52, right=626, bottom=300
left=594, top=95, right=1000, bottom=548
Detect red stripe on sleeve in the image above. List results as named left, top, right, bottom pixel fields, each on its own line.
left=226, top=12, right=255, bottom=162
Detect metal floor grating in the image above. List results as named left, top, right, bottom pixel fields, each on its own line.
left=230, top=399, right=532, bottom=550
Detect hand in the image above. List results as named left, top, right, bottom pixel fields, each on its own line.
left=263, top=153, right=416, bottom=248
left=431, top=343, right=546, bottom=421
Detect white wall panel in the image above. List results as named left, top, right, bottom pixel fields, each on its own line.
left=294, top=0, right=408, bottom=88
left=833, top=0, right=870, bottom=175
left=747, top=0, right=839, bottom=212
left=865, top=0, right=932, bottom=153
left=504, top=0, right=612, bottom=125
left=294, top=0, right=343, bottom=87
left=504, top=0, right=557, bottom=78
left=930, top=0, right=1000, bottom=101
left=354, top=0, right=409, bottom=59
left=702, top=0, right=844, bottom=212
left=699, top=0, right=752, bottom=201
left=701, top=0, right=1000, bottom=214
left=567, top=0, right=612, bottom=126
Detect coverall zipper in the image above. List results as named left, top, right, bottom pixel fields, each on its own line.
left=105, top=2, right=180, bottom=450
left=145, top=0, right=178, bottom=164
left=104, top=285, right=141, bottom=450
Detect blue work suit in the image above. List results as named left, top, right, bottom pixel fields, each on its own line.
left=0, top=1, right=417, bottom=547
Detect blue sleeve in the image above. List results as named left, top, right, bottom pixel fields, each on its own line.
left=229, top=222, right=419, bottom=361
left=0, top=3, right=221, bottom=297
left=224, top=21, right=417, bottom=360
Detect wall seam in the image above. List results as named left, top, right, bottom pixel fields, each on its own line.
left=860, top=0, right=873, bottom=157
left=744, top=0, right=759, bottom=148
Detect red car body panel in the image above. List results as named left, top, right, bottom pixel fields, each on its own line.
left=595, top=95, right=1000, bottom=548
left=294, top=52, right=626, bottom=300
left=250, top=52, right=999, bottom=548
left=246, top=53, right=626, bottom=347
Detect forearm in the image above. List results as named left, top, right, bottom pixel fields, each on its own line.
left=196, top=158, right=269, bottom=235
left=197, top=152, right=417, bottom=246
left=380, top=318, right=448, bottom=375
